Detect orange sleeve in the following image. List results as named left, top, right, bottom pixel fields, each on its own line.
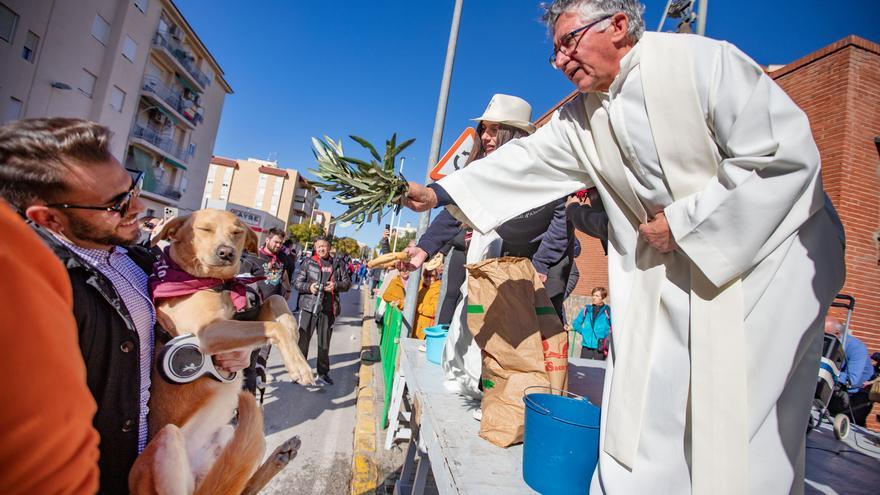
left=381, top=276, right=406, bottom=310
left=0, top=202, right=99, bottom=494
left=417, top=281, right=443, bottom=319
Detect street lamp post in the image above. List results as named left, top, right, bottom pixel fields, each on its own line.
left=390, top=156, right=406, bottom=252
left=401, top=0, right=464, bottom=333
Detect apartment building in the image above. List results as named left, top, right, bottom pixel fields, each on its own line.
left=310, top=209, right=335, bottom=238
left=0, top=0, right=231, bottom=216
left=203, top=155, right=319, bottom=240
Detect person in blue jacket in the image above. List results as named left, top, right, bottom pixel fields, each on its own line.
left=573, top=286, right=611, bottom=360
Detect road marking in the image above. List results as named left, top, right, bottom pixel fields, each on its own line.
left=351, top=288, right=379, bottom=495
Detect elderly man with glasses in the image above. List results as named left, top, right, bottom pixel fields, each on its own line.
left=0, top=118, right=249, bottom=494
left=402, top=1, right=846, bottom=493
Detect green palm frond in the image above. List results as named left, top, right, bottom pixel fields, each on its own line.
left=308, top=134, right=414, bottom=229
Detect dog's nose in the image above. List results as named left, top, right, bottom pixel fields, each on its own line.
left=216, top=245, right=235, bottom=261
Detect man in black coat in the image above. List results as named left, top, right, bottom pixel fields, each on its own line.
left=295, top=236, right=351, bottom=385
left=0, top=118, right=249, bottom=494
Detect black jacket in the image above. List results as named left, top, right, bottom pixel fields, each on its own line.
left=566, top=191, right=609, bottom=254
left=38, top=227, right=157, bottom=495
left=239, top=249, right=295, bottom=301
left=295, top=255, right=351, bottom=316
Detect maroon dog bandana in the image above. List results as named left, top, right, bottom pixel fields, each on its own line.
left=150, top=247, right=264, bottom=311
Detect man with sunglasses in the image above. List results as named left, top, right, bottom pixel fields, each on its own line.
left=402, top=1, right=846, bottom=493
left=0, top=118, right=248, bottom=494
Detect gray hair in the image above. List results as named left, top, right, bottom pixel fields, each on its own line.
left=542, top=0, right=646, bottom=42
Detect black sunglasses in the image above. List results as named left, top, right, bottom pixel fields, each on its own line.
left=48, top=169, right=144, bottom=218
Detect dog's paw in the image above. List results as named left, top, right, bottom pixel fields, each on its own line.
left=290, top=365, right=316, bottom=386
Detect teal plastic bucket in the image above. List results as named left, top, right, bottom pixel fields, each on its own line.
left=523, top=387, right=601, bottom=494
left=423, top=324, right=449, bottom=364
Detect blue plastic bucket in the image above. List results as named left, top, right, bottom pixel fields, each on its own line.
left=523, top=387, right=601, bottom=494
left=423, top=324, right=449, bottom=364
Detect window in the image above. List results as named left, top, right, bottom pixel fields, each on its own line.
left=78, top=69, right=97, bottom=98
left=270, top=177, right=283, bottom=215
left=21, top=31, right=39, bottom=62
left=109, top=86, right=125, bottom=112
left=134, top=0, right=149, bottom=14
left=180, top=176, right=188, bottom=193
left=0, top=3, right=17, bottom=43
left=254, top=174, right=267, bottom=209
left=3, top=97, right=22, bottom=123
left=219, top=167, right=233, bottom=201
left=204, top=164, right=217, bottom=199
left=122, top=35, right=137, bottom=62
left=203, top=65, right=215, bottom=85
left=91, top=14, right=110, bottom=45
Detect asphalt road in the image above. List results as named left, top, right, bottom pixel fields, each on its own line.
left=258, top=287, right=365, bottom=495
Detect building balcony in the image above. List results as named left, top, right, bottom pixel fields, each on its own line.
left=130, top=124, right=193, bottom=165
left=151, top=32, right=211, bottom=90
left=141, top=77, right=201, bottom=129
left=144, top=181, right=183, bottom=201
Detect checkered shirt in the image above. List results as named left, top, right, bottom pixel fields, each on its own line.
left=59, top=237, right=155, bottom=452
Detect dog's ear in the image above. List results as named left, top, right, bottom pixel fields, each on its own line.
left=244, top=227, right=259, bottom=253
left=151, top=215, right=188, bottom=246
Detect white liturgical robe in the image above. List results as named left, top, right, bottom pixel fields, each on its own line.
left=438, top=33, right=845, bottom=494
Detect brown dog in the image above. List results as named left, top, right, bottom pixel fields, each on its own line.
left=129, top=209, right=314, bottom=494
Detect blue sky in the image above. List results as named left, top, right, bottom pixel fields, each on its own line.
left=175, top=0, right=880, bottom=247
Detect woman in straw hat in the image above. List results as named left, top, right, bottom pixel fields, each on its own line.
left=409, top=93, right=575, bottom=320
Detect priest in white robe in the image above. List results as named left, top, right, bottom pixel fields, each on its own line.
left=402, top=1, right=846, bottom=493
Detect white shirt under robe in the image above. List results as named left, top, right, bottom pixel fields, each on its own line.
left=438, top=33, right=845, bottom=494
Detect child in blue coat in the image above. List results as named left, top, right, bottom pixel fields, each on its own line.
left=573, top=287, right=611, bottom=360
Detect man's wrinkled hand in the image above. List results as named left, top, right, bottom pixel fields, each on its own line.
left=214, top=349, right=250, bottom=373
left=638, top=211, right=678, bottom=254
left=324, top=281, right=335, bottom=292
left=402, top=182, right=437, bottom=212
left=396, top=246, right=428, bottom=272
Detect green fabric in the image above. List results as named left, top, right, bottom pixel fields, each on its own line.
left=466, top=304, right=485, bottom=314
left=163, top=156, right=187, bottom=171
left=535, top=306, right=556, bottom=315
left=153, top=104, right=180, bottom=125
left=130, top=147, right=157, bottom=191
left=380, top=305, right=403, bottom=429
left=176, top=74, right=201, bottom=94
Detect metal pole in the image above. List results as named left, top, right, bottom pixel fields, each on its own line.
left=303, top=211, right=315, bottom=252
left=696, top=0, right=708, bottom=36
left=656, top=0, right=674, bottom=31
left=389, top=156, right=406, bottom=251
left=401, top=0, right=464, bottom=335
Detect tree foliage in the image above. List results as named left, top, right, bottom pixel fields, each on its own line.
left=288, top=223, right=325, bottom=246
left=335, top=237, right=361, bottom=258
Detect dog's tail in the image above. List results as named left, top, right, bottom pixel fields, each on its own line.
left=194, top=392, right=265, bottom=495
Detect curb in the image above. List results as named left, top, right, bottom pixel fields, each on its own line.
left=351, top=288, right=379, bottom=495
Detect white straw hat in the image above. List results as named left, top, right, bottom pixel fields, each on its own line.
left=470, top=94, right=536, bottom=134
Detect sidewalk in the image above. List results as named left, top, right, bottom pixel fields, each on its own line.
left=350, top=290, right=407, bottom=495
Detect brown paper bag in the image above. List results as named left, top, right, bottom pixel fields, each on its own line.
left=466, top=257, right=569, bottom=447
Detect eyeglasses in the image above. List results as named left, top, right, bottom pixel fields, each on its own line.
left=549, top=14, right=613, bottom=69
left=48, top=169, right=144, bottom=217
